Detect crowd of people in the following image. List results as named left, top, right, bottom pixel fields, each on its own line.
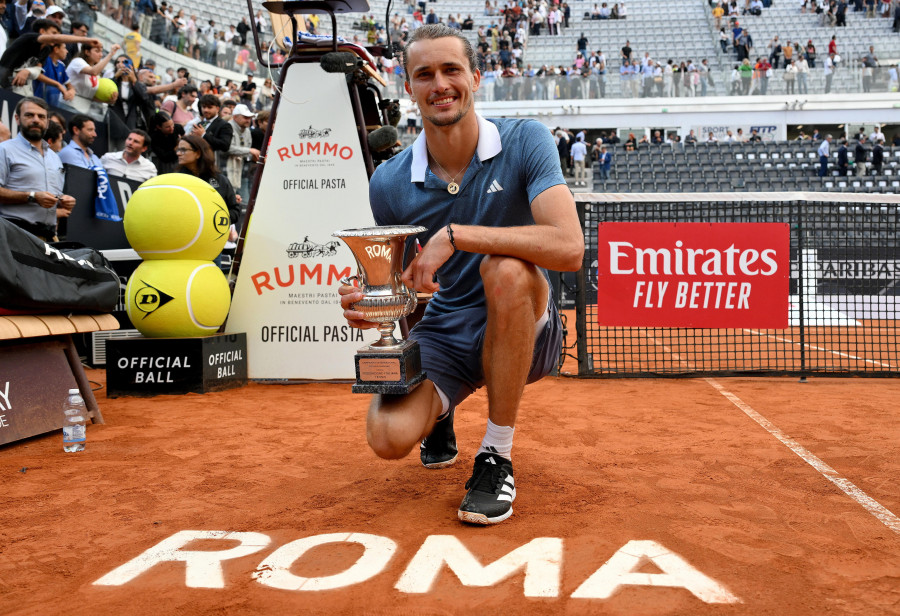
left=0, top=0, right=280, bottom=244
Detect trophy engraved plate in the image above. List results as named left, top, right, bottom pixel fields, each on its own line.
left=334, top=226, right=428, bottom=394
left=358, top=358, right=401, bottom=381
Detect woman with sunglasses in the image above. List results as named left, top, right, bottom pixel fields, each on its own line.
left=175, top=134, right=240, bottom=239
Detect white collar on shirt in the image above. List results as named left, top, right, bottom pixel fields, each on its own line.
left=409, top=113, right=502, bottom=182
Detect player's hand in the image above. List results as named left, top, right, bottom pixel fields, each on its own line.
left=339, top=282, right=379, bottom=329
left=401, top=226, right=454, bottom=293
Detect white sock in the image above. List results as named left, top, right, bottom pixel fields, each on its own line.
left=477, top=419, right=515, bottom=460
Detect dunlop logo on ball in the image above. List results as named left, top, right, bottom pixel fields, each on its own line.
left=133, top=282, right=174, bottom=318
left=212, top=205, right=230, bottom=239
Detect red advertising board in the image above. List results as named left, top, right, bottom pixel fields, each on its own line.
left=596, top=223, right=789, bottom=328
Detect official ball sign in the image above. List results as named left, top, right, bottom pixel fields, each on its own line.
left=597, top=223, right=789, bottom=328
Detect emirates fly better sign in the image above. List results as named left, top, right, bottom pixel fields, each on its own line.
left=597, top=223, right=789, bottom=328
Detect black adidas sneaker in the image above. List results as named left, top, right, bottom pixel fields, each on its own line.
left=458, top=452, right=515, bottom=525
left=420, top=408, right=458, bottom=469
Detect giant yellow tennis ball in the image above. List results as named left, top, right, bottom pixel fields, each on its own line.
left=124, top=174, right=229, bottom=260
left=94, top=77, right=118, bottom=103
left=126, top=260, right=231, bottom=338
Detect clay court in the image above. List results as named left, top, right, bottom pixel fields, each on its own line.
left=2, top=315, right=899, bottom=616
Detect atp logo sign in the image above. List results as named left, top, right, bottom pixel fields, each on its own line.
left=132, top=281, right=174, bottom=318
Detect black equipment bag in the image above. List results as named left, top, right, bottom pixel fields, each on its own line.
left=0, top=217, right=120, bottom=312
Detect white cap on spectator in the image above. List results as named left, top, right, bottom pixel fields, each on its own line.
left=46, top=6, right=66, bottom=16
left=233, top=104, right=257, bottom=118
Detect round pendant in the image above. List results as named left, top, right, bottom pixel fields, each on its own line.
left=447, top=182, right=459, bottom=195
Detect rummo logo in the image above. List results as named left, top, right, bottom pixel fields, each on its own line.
left=608, top=241, right=779, bottom=277
left=286, top=237, right=340, bottom=259
left=298, top=126, right=333, bottom=139
left=597, top=223, right=789, bottom=328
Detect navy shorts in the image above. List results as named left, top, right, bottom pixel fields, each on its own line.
left=408, top=291, right=563, bottom=410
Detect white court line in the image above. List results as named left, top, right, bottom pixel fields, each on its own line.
left=705, top=378, right=900, bottom=535
left=744, top=329, right=897, bottom=369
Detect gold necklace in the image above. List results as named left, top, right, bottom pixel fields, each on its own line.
left=427, top=148, right=468, bottom=195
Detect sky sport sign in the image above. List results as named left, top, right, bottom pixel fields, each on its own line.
left=597, top=223, right=789, bottom=328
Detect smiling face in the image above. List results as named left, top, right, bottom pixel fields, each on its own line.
left=404, top=36, right=480, bottom=129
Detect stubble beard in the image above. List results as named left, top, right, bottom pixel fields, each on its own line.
left=423, top=97, right=471, bottom=128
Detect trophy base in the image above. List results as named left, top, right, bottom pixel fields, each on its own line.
left=353, top=339, right=426, bottom=395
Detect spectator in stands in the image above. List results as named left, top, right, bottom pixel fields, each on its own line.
left=101, top=129, right=157, bottom=181
left=65, top=41, right=121, bottom=119
left=685, top=129, right=698, bottom=144
left=0, top=97, right=74, bottom=241
left=836, top=139, right=849, bottom=175
left=58, top=113, right=103, bottom=170
left=620, top=39, right=631, bottom=66
left=148, top=110, right=183, bottom=174
left=251, top=110, right=268, bottom=150
left=817, top=134, right=832, bottom=177
left=870, top=125, right=885, bottom=143
left=0, top=0, right=8, bottom=55
left=44, top=5, right=65, bottom=28
left=175, top=134, right=239, bottom=232
left=570, top=136, right=587, bottom=186
left=0, top=18, right=95, bottom=88
left=854, top=136, right=868, bottom=176
left=123, top=20, right=142, bottom=69
left=784, top=59, right=797, bottom=94
left=239, top=73, right=256, bottom=105
left=33, top=42, right=75, bottom=107
left=768, top=35, right=781, bottom=69
left=805, top=39, right=816, bottom=68
left=754, top=56, right=771, bottom=94
left=161, top=83, right=198, bottom=128
left=713, top=1, right=725, bottom=29
left=707, top=131, right=718, bottom=142
left=258, top=77, right=274, bottom=110
left=227, top=104, right=260, bottom=204
left=44, top=121, right=65, bottom=152
left=823, top=52, right=835, bottom=93
left=871, top=140, right=884, bottom=175
left=136, top=0, right=156, bottom=38
left=796, top=54, right=809, bottom=94
left=187, top=93, right=232, bottom=167
left=738, top=57, right=752, bottom=94
left=597, top=145, right=612, bottom=181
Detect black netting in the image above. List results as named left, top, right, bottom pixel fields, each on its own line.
left=574, top=196, right=900, bottom=377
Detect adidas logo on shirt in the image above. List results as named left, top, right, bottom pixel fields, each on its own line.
left=486, top=179, right=504, bottom=194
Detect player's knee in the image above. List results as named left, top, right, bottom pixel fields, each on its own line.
left=480, top=255, right=535, bottom=298
left=366, top=424, right=416, bottom=460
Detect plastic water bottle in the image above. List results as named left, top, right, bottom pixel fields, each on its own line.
left=62, top=388, right=87, bottom=453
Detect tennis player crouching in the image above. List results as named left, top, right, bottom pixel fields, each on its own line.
left=339, top=24, right=584, bottom=525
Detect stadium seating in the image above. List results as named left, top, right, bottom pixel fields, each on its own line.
left=593, top=140, right=900, bottom=194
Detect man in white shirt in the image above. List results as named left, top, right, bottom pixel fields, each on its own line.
left=869, top=125, right=885, bottom=144
left=818, top=134, right=832, bottom=177
left=570, top=136, right=588, bottom=186
left=100, top=129, right=157, bottom=182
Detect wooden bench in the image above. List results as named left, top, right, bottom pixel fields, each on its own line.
left=0, top=313, right=119, bottom=446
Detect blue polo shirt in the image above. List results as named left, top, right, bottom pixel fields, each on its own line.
left=0, top=133, right=65, bottom=228
left=369, top=115, right=564, bottom=317
left=58, top=140, right=103, bottom=169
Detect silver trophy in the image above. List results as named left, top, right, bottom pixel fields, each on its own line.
left=334, top=226, right=427, bottom=394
